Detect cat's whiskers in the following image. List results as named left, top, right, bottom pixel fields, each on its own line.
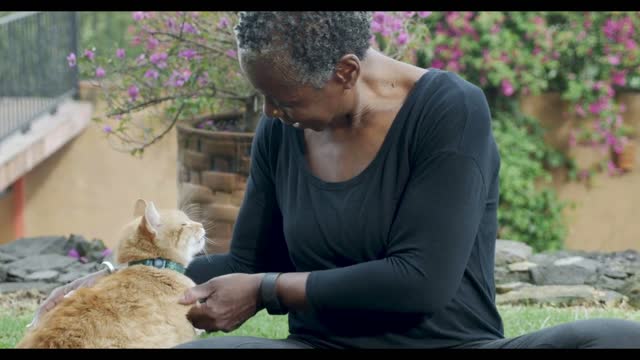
left=203, top=236, right=219, bottom=263
left=181, top=203, right=202, bottom=221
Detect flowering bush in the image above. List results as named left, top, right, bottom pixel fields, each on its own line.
left=552, top=13, right=639, bottom=177
left=491, top=110, right=567, bottom=251
left=69, top=11, right=258, bottom=155
left=371, top=11, right=640, bottom=177
left=64, top=236, right=112, bottom=264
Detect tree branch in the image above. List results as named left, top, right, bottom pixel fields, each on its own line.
left=148, top=31, right=228, bottom=56
left=127, top=103, right=186, bottom=154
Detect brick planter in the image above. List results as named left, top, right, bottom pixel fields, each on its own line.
left=176, top=112, right=254, bottom=254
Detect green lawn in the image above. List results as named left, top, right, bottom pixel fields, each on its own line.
left=3, top=305, right=640, bottom=348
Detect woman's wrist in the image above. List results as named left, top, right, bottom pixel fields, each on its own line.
left=259, top=273, right=288, bottom=315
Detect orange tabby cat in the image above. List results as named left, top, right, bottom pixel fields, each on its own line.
left=16, top=199, right=207, bottom=348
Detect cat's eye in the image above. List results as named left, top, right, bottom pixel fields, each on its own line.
left=181, top=223, right=187, bottom=226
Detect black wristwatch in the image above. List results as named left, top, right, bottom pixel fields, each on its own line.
left=260, top=272, right=288, bottom=315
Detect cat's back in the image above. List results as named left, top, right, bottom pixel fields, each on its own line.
left=17, top=266, right=197, bottom=348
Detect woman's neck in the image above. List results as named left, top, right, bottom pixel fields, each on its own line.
left=329, top=49, right=424, bottom=134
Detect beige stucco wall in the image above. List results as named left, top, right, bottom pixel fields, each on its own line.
left=521, top=92, right=640, bottom=252
left=0, top=102, right=178, bottom=249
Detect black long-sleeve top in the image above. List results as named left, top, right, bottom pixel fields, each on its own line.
left=186, top=68, right=504, bottom=348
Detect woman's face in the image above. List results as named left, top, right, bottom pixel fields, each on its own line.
left=239, top=52, right=358, bottom=132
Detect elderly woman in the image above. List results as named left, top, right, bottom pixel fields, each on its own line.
left=34, top=12, right=640, bottom=349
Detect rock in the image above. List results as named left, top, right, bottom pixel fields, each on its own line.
left=508, top=261, right=537, bottom=272
left=0, top=236, right=67, bottom=258
left=530, top=250, right=588, bottom=266
left=0, top=252, right=18, bottom=263
left=530, top=256, right=601, bottom=286
left=622, top=262, right=640, bottom=277
left=7, top=254, right=77, bottom=274
left=64, top=235, right=109, bottom=263
left=496, top=282, right=532, bottom=294
left=0, top=266, right=6, bottom=282
left=25, top=270, right=60, bottom=282
left=495, top=240, right=533, bottom=266
left=623, top=250, right=639, bottom=262
left=554, top=256, right=600, bottom=269
left=496, top=285, right=628, bottom=308
left=603, top=264, right=629, bottom=280
left=0, top=282, right=59, bottom=294
left=596, top=275, right=628, bottom=292
left=495, top=266, right=532, bottom=284
left=78, top=262, right=100, bottom=273
left=621, top=275, right=640, bottom=309
left=7, top=268, right=29, bottom=281
left=529, top=253, right=557, bottom=266
left=60, top=262, right=100, bottom=279
left=57, top=271, right=87, bottom=284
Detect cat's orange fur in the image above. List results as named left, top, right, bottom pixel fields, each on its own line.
left=16, top=199, right=207, bottom=348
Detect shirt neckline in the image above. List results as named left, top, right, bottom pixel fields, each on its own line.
left=293, top=69, right=436, bottom=191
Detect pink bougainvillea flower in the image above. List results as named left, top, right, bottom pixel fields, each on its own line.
left=501, top=79, right=515, bottom=97
left=144, top=69, right=159, bottom=79
left=396, top=32, right=409, bottom=45
left=147, top=37, right=159, bottom=51
left=179, top=49, right=198, bottom=60
left=612, top=70, right=627, bottom=87
left=608, top=54, right=621, bottom=65
left=128, top=85, right=139, bottom=102
left=84, top=49, right=95, bottom=61
left=67, top=52, right=76, bottom=67
left=67, top=248, right=80, bottom=259
left=217, top=16, right=229, bottom=29
left=373, top=12, right=386, bottom=24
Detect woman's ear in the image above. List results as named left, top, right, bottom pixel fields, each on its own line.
left=334, top=54, right=360, bottom=90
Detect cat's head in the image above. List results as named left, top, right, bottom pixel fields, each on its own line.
left=114, top=199, right=206, bottom=267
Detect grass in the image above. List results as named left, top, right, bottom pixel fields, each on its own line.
left=0, top=310, right=34, bottom=348
left=3, top=305, right=640, bottom=348
left=498, top=305, right=640, bottom=338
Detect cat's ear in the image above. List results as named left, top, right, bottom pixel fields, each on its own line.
left=134, top=199, right=146, bottom=217
left=139, top=201, right=161, bottom=239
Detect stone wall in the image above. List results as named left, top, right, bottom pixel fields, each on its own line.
left=0, top=235, right=112, bottom=294
left=495, top=240, right=640, bottom=309
left=1, top=236, right=639, bottom=310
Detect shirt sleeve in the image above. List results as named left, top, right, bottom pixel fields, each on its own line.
left=305, top=81, right=496, bottom=316
left=185, top=115, right=294, bottom=284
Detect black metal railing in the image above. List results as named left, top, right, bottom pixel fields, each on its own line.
left=0, top=11, right=78, bottom=141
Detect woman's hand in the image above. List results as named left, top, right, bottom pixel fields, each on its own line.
left=179, top=273, right=264, bottom=333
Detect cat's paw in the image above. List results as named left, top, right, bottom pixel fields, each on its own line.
left=194, top=328, right=206, bottom=337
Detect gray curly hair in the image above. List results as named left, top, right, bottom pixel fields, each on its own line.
left=234, top=11, right=373, bottom=89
